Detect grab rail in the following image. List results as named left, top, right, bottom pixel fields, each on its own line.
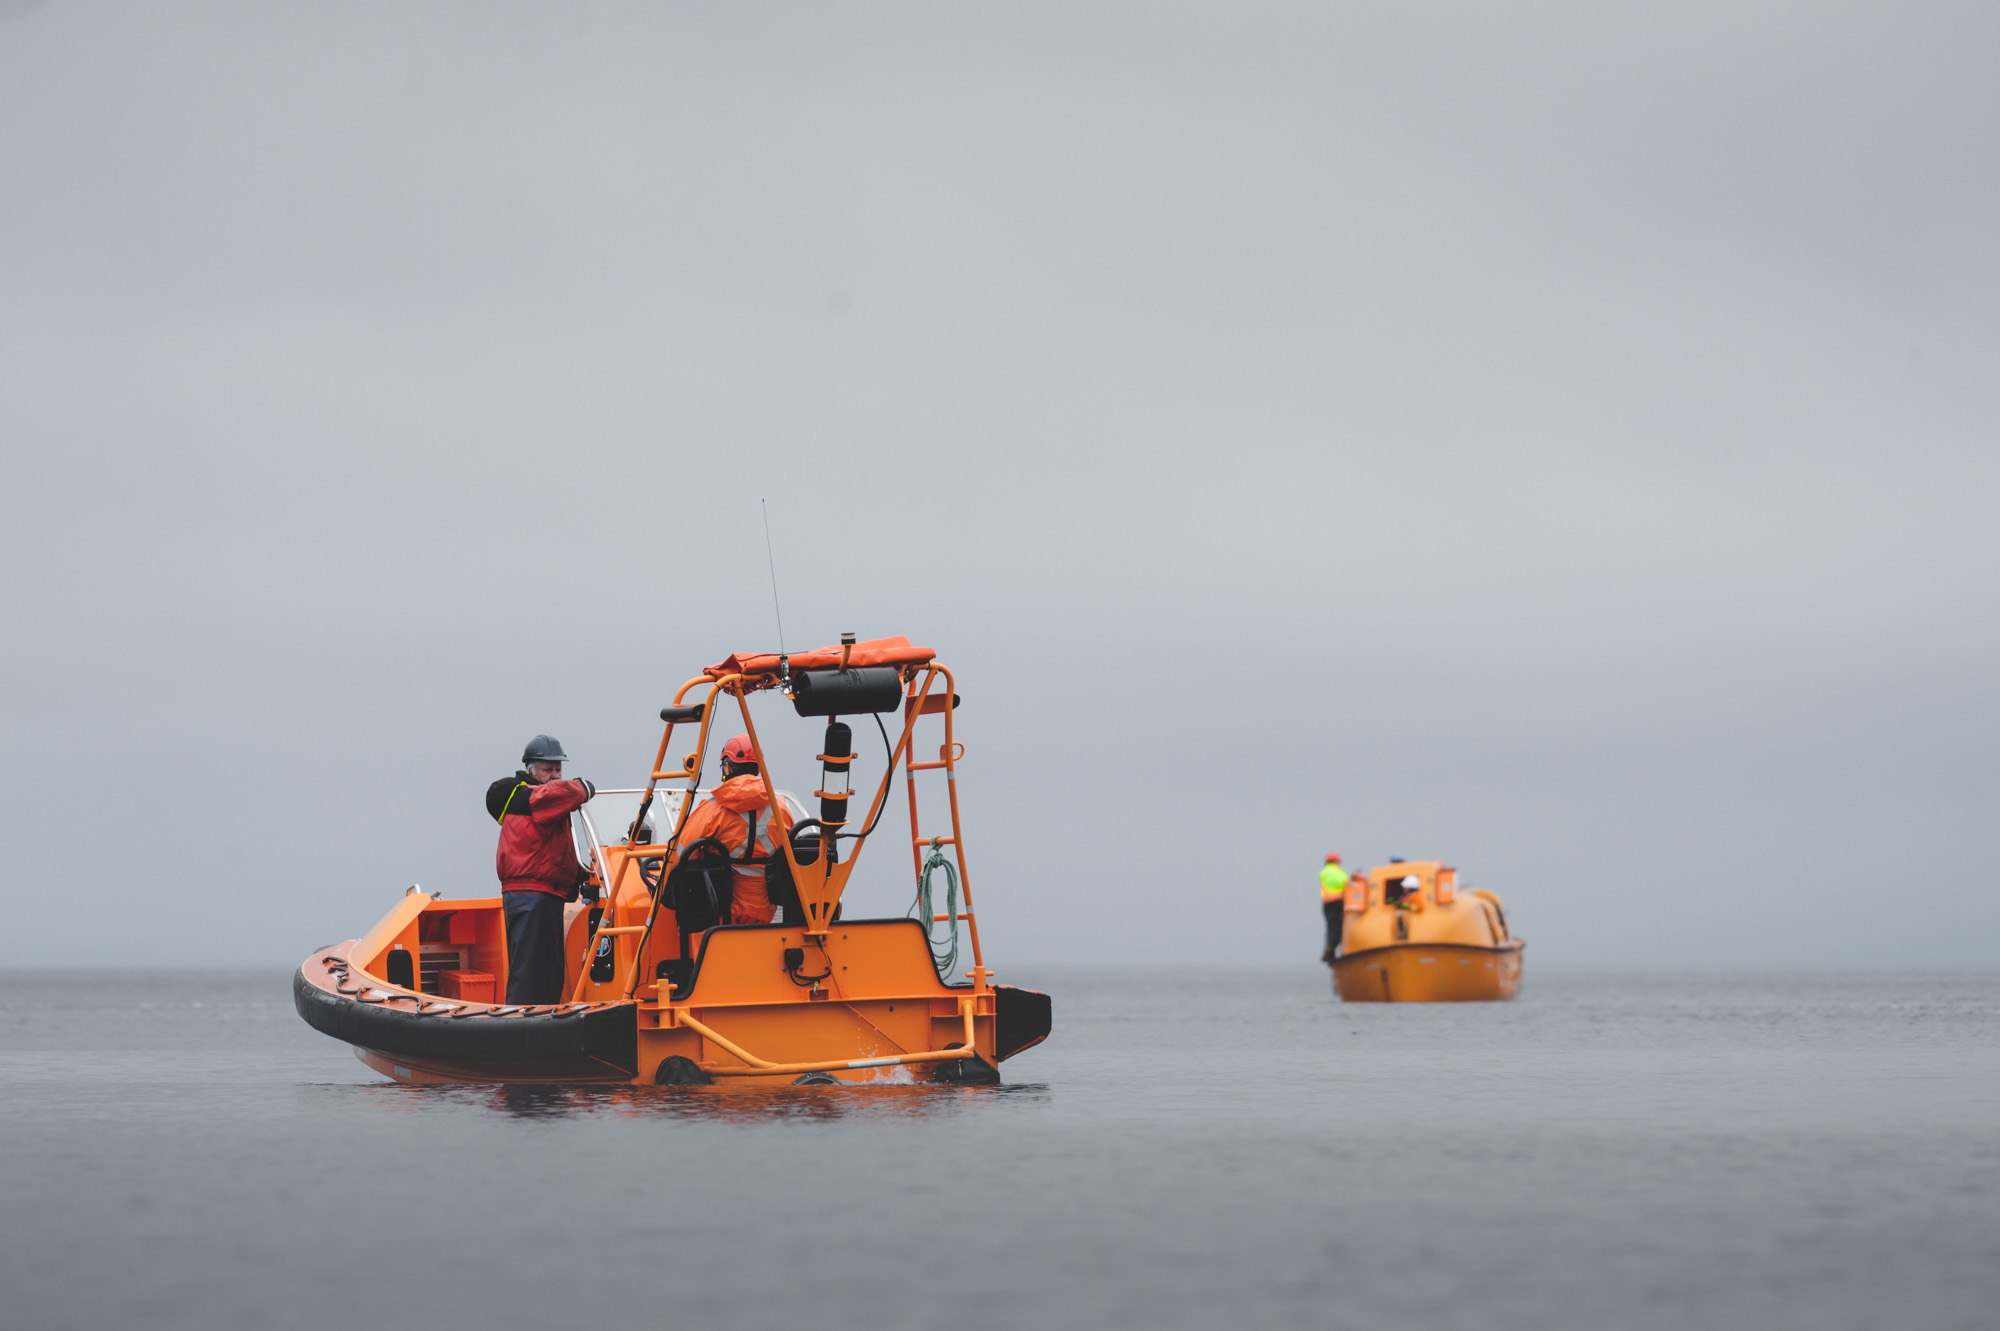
left=676, top=1000, right=982, bottom=1079
left=574, top=806, right=614, bottom=906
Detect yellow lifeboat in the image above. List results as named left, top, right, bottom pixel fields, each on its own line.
left=294, top=635, right=1051, bottom=1084
left=1329, top=860, right=1523, bottom=1002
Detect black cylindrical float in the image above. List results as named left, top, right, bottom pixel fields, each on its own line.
left=790, top=666, right=903, bottom=717
left=819, top=721, right=852, bottom=832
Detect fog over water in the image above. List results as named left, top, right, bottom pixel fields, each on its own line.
left=1, top=2, right=1996, bottom=969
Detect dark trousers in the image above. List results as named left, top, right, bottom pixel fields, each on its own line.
left=504, top=891, right=566, bottom=1004
left=1323, top=900, right=1343, bottom=951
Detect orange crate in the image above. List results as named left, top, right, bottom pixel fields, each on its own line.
left=438, top=970, right=495, bottom=1003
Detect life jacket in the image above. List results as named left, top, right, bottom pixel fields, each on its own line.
left=678, top=775, right=791, bottom=923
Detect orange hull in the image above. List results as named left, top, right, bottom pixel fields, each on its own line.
left=1331, top=941, right=1524, bottom=1002
left=294, top=639, right=1053, bottom=1085
left=296, top=920, right=1051, bottom=1086
left=1327, top=860, right=1524, bottom=1002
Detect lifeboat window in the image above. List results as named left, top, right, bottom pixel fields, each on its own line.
left=1384, top=875, right=1422, bottom=903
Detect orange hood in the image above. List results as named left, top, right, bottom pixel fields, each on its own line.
left=708, top=774, right=773, bottom=813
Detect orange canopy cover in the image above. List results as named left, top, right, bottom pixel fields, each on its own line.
left=704, top=635, right=936, bottom=680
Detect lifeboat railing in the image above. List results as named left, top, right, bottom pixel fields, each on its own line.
left=899, top=665, right=982, bottom=979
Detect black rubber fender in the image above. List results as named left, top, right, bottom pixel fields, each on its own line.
left=655, top=1055, right=713, bottom=1085
left=993, top=985, right=1051, bottom=1062
left=933, top=1056, right=1001, bottom=1085
left=292, top=966, right=638, bottom=1074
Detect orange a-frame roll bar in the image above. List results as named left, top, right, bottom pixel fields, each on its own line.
left=565, top=673, right=726, bottom=1004
left=567, top=660, right=986, bottom=1005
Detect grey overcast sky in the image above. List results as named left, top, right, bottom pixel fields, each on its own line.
left=1, top=1, right=1994, bottom=970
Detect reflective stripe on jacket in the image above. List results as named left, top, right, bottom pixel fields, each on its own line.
left=1319, top=863, right=1349, bottom=902
left=678, top=774, right=793, bottom=925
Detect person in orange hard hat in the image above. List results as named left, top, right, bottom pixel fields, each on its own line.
left=1319, top=853, right=1350, bottom=963
left=678, top=734, right=794, bottom=925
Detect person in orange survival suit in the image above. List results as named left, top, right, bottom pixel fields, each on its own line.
left=677, top=734, right=792, bottom=925
left=486, top=734, right=596, bottom=1003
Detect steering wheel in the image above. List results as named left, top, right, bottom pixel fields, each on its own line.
left=786, top=819, right=830, bottom=866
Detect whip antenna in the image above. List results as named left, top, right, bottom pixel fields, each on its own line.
left=761, top=499, right=790, bottom=681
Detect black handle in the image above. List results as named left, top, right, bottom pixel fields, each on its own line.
left=660, top=703, right=706, bottom=724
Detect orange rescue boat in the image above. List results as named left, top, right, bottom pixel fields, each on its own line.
left=295, top=635, right=1050, bottom=1084
left=1329, top=860, right=1523, bottom=1002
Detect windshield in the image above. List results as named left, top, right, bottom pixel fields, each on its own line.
left=572, top=787, right=808, bottom=862
left=582, top=789, right=685, bottom=847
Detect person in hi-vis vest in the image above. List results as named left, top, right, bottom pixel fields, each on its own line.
left=1319, top=853, right=1349, bottom=963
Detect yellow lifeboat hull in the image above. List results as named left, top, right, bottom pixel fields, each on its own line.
left=1330, top=941, right=1524, bottom=1002
left=1326, top=860, right=1524, bottom=1002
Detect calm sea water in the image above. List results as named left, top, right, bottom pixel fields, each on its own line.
left=2, top=968, right=1996, bottom=1330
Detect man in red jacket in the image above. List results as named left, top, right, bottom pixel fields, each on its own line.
left=678, top=734, right=792, bottom=925
left=486, top=734, right=596, bottom=1003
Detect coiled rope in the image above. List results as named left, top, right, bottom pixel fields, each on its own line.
left=910, top=842, right=960, bottom=977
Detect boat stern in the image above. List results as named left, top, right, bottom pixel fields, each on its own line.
left=635, top=919, right=1046, bottom=1084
